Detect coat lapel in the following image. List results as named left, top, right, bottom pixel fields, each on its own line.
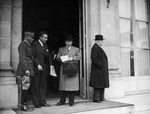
left=68, top=46, right=75, bottom=56
left=37, top=41, right=45, bottom=54
left=96, top=43, right=107, bottom=59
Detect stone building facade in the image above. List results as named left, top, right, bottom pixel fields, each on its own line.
left=0, top=0, right=150, bottom=111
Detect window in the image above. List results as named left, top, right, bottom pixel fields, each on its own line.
left=119, top=0, right=150, bottom=76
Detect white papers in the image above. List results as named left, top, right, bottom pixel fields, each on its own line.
left=60, top=55, right=69, bottom=62
left=50, top=67, right=57, bottom=77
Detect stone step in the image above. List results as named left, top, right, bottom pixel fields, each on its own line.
left=73, top=106, right=134, bottom=114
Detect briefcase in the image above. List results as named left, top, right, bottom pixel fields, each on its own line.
left=62, top=62, right=78, bottom=75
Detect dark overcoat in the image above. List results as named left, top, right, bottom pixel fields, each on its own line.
left=16, top=41, right=34, bottom=76
left=89, top=43, right=109, bottom=88
left=58, top=46, right=80, bottom=91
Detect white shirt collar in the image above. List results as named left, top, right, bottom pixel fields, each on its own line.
left=66, top=46, right=71, bottom=51
left=39, top=40, right=43, bottom=46
left=96, top=42, right=102, bottom=47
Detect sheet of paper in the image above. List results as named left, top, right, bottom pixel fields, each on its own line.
left=50, top=67, right=57, bottom=77
left=60, top=55, right=69, bottom=62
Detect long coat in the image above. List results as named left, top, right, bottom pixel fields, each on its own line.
left=89, top=43, right=109, bottom=88
left=57, top=46, right=80, bottom=91
left=16, top=40, right=34, bottom=76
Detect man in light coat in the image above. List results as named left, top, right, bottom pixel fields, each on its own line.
left=89, top=34, right=109, bottom=103
left=56, top=35, right=80, bottom=106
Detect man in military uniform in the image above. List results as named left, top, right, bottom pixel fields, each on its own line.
left=16, top=32, right=34, bottom=111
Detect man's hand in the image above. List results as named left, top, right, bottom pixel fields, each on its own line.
left=38, top=65, right=43, bottom=71
left=25, top=70, right=30, bottom=76
left=68, top=57, right=73, bottom=61
left=50, top=65, right=54, bottom=69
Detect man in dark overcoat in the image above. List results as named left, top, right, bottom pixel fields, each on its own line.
left=16, top=32, right=34, bottom=111
left=89, top=34, right=109, bottom=103
left=56, top=35, right=80, bottom=106
left=31, top=31, right=54, bottom=108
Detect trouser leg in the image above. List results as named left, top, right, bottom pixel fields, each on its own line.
left=21, top=90, right=27, bottom=105
left=21, top=76, right=30, bottom=106
left=60, top=91, right=67, bottom=104
left=31, top=75, right=40, bottom=106
left=100, top=88, right=105, bottom=100
left=68, top=91, right=75, bottom=105
left=93, top=88, right=100, bottom=101
left=40, top=66, right=47, bottom=105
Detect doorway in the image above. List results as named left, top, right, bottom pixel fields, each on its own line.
left=23, top=0, right=85, bottom=98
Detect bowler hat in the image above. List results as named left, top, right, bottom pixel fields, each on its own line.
left=65, top=35, right=74, bottom=41
left=25, top=32, right=34, bottom=38
left=94, top=34, right=105, bottom=40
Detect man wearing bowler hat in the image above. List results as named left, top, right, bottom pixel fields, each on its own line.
left=56, top=35, right=80, bottom=106
left=16, top=32, right=34, bottom=111
left=89, top=34, right=109, bottom=103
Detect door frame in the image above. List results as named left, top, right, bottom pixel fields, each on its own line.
left=79, top=0, right=89, bottom=99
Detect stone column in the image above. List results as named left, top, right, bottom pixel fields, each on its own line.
left=11, top=0, right=22, bottom=110
left=10, top=0, right=22, bottom=71
left=0, top=0, right=18, bottom=109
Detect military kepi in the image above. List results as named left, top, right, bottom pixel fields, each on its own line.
left=25, top=32, right=34, bottom=38
left=94, top=34, right=105, bottom=40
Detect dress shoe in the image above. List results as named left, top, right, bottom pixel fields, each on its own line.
left=69, top=104, right=74, bottom=107
left=56, top=102, right=65, bottom=106
left=93, top=100, right=101, bottom=103
left=40, top=103, right=51, bottom=107
left=21, top=105, right=33, bottom=111
left=34, top=105, right=41, bottom=108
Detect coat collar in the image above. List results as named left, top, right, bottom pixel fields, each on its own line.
left=24, top=40, right=31, bottom=47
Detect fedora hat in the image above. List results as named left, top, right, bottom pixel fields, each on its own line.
left=94, top=34, right=105, bottom=40
left=65, top=35, right=74, bottom=41
left=25, top=32, right=34, bottom=38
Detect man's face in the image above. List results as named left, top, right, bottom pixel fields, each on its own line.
left=65, top=40, right=73, bottom=47
left=97, top=40, right=103, bottom=45
left=27, top=36, right=34, bottom=43
left=40, top=34, right=48, bottom=44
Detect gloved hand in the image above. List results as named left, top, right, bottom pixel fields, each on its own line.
left=25, top=70, right=30, bottom=76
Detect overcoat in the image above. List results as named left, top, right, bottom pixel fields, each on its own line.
left=89, top=43, right=109, bottom=88
left=16, top=40, right=34, bottom=76
left=58, top=46, right=80, bottom=91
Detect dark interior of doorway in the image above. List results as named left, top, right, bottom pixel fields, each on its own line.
left=23, top=0, right=80, bottom=98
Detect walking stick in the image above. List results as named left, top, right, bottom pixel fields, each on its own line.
left=16, top=76, right=22, bottom=111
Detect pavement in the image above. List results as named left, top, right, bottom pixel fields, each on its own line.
left=0, top=93, right=150, bottom=114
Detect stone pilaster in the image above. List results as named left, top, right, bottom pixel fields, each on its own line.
left=10, top=0, right=22, bottom=71
left=0, top=0, right=18, bottom=109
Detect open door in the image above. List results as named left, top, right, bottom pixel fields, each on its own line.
left=79, top=0, right=87, bottom=98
